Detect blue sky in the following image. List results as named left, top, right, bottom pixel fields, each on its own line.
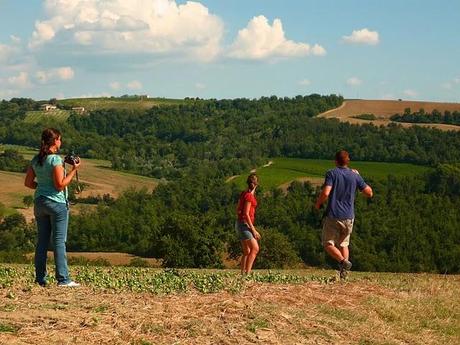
left=0, top=0, right=459, bottom=101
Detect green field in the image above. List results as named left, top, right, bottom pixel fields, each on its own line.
left=24, top=109, right=70, bottom=124
left=0, top=144, right=37, bottom=157
left=58, top=97, right=185, bottom=111
left=231, top=157, right=432, bottom=190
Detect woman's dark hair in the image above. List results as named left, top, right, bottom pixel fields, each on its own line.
left=246, top=173, right=258, bottom=190
left=37, top=128, right=61, bottom=166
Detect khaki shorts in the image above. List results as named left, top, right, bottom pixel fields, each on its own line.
left=322, top=217, right=354, bottom=247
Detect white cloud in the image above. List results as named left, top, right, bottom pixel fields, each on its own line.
left=127, top=80, right=143, bottom=90
left=346, top=77, right=362, bottom=86
left=57, top=67, right=74, bottom=80
left=228, top=15, right=326, bottom=60
left=7, top=72, right=32, bottom=89
left=343, top=28, right=379, bottom=45
left=110, top=81, right=121, bottom=90
left=28, top=0, right=224, bottom=61
left=299, top=79, right=311, bottom=86
left=36, top=67, right=75, bottom=83
left=403, top=89, right=418, bottom=98
left=195, top=82, right=206, bottom=89
left=0, top=43, right=18, bottom=63
left=10, top=35, right=21, bottom=44
left=441, top=77, right=460, bottom=90
left=29, top=21, right=55, bottom=48
left=74, top=31, right=93, bottom=45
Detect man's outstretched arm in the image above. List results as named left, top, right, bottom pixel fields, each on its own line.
left=362, top=185, right=373, bottom=198
left=315, top=185, right=332, bottom=210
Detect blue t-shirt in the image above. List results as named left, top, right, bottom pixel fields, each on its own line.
left=31, top=154, right=67, bottom=204
left=324, top=166, right=367, bottom=220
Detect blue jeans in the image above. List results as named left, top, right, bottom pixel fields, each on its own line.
left=34, top=196, right=70, bottom=284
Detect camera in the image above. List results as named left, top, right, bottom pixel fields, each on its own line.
left=64, top=151, right=80, bottom=166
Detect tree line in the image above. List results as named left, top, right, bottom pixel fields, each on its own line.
left=391, top=108, right=460, bottom=126
left=0, top=96, right=460, bottom=272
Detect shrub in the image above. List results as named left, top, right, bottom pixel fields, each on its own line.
left=128, top=257, right=150, bottom=267
left=254, top=228, right=301, bottom=269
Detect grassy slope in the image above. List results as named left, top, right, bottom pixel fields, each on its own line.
left=58, top=97, right=185, bottom=111
left=0, top=145, right=157, bottom=218
left=230, top=158, right=431, bottom=190
left=0, top=265, right=458, bottom=344
left=24, top=109, right=70, bottom=124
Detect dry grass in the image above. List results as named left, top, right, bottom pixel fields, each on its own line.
left=23, top=252, right=162, bottom=267
left=0, top=158, right=157, bottom=222
left=319, top=99, right=460, bottom=131
left=0, top=269, right=458, bottom=345
left=77, top=159, right=157, bottom=198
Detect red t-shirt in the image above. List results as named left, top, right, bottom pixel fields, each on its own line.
left=237, top=191, right=258, bottom=224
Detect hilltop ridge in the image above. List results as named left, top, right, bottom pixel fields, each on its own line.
left=319, top=99, right=460, bottom=131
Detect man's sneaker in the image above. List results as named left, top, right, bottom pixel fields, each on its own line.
left=339, top=268, right=348, bottom=280
left=57, top=281, right=80, bottom=287
left=340, top=259, right=352, bottom=271
left=338, top=259, right=352, bottom=280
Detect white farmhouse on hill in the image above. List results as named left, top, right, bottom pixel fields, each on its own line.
left=71, top=106, right=85, bottom=114
left=40, top=104, right=57, bottom=111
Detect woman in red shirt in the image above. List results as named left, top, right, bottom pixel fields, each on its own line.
left=236, top=173, right=261, bottom=275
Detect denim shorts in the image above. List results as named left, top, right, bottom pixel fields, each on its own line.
left=235, top=220, right=254, bottom=241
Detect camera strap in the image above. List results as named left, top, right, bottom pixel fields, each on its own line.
left=75, top=170, right=82, bottom=194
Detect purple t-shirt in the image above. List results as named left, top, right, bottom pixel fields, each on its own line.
left=324, top=167, right=368, bottom=220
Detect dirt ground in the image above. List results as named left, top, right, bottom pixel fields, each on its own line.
left=1, top=274, right=458, bottom=345
left=0, top=281, right=400, bottom=345
left=319, top=99, right=460, bottom=131
left=24, top=252, right=162, bottom=267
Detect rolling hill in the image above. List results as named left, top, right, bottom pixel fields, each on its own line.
left=319, top=99, right=460, bottom=131
left=57, top=97, right=185, bottom=111
left=0, top=145, right=157, bottom=221
left=229, top=158, right=431, bottom=190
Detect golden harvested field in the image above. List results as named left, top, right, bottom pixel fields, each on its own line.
left=319, top=99, right=460, bottom=131
left=0, top=266, right=458, bottom=345
left=76, top=158, right=157, bottom=198
left=0, top=157, right=157, bottom=221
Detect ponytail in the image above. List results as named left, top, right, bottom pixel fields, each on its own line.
left=246, top=173, right=258, bottom=191
left=37, top=128, right=61, bottom=166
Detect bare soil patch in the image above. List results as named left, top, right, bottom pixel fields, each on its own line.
left=24, top=252, right=162, bottom=267
left=319, top=99, right=460, bottom=131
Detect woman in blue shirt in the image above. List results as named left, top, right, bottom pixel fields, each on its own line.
left=24, top=128, right=81, bottom=287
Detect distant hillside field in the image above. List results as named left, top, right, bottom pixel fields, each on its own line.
left=319, top=99, right=460, bottom=131
left=0, top=145, right=157, bottom=220
left=24, top=109, right=70, bottom=124
left=230, top=157, right=431, bottom=190
left=58, top=97, right=185, bottom=111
